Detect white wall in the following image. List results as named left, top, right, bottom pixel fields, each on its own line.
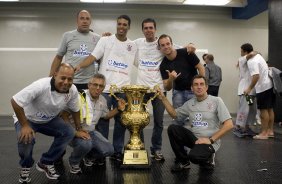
left=0, top=4, right=268, bottom=115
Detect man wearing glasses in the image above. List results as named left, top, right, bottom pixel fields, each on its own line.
left=62, top=74, right=126, bottom=174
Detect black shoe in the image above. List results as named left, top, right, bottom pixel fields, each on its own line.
left=110, top=153, right=123, bottom=162
left=171, top=161, right=190, bottom=172
left=94, top=158, right=106, bottom=166
left=200, top=153, right=215, bottom=170
left=19, top=168, right=31, bottom=183
left=36, top=162, right=60, bottom=180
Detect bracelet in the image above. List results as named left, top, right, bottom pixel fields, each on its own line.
left=209, top=137, right=214, bottom=144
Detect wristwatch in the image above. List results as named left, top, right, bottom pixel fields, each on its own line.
left=209, top=137, right=214, bottom=144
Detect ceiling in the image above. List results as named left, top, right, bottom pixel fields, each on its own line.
left=16, top=0, right=248, bottom=7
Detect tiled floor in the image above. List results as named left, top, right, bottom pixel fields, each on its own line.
left=1, top=116, right=282, bottom=184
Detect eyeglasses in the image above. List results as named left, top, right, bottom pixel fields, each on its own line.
left=89, top=83, right=105, bottom=89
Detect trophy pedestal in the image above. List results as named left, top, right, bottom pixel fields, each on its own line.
left=120, top=150, right=151, bottom=169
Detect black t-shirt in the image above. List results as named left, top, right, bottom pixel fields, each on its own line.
left=160, top=48, right=200, bottom=90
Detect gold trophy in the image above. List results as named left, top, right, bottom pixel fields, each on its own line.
left=110, top=84, right=158, bottom=168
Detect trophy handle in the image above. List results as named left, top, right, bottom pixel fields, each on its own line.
left=109, top=84, right=121, bottom=101
left=144, top=85, right=159, bottom=111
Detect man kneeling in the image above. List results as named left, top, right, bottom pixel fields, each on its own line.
left=62, top=74, right=125, bottom=174
left=157, top=75, right=233, bottom=172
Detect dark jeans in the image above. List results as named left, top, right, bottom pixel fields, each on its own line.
left=95, top=93, right=126, bottom=154
left=167, top=124, right=215, bottom=165
left=15, top=117, right=75, bottom=167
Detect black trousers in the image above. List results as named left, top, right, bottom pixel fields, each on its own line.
left=207, top=85, right=220, bottom=97
left=167, top=124, right=215, bottom=165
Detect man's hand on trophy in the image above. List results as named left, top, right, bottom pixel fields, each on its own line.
left=155, top=86, right=165, bottom=100
left=117, top=98, right=126, bottom=112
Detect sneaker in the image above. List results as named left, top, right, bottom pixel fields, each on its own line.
left=232, top=128, right=245, bottom=138
left=93, top=158, right=106, bottom=166
left=19, top=168, right=31, bottom=183
left=171, top=161, right=190, bottom=172
left=83, top=158, right=94, bottom=167
left=151, top=150, right=165, bottom=161
left=36, top=162, right=60, bottom=180
left=69, top=163, right=82, bottom=174
left=110, top=153, right=123, bottom=162
left=244, top=128, right=257, bottom=137
left=200, top=153, right=215, bottom=170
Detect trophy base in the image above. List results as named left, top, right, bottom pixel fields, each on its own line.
left=120, top=150, right=151, bottom=169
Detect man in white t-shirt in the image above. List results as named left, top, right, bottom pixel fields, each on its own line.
left=241, top=43, right=275, bottom=140
left=233, top=54, right=257, bottom=138
left=11, top=63, right=82, bottom=183
left=134, top=18, right=166, bottom=161
left=75, top=15, right=137, bottom=161
left=49, top=10, right=100, bottom=90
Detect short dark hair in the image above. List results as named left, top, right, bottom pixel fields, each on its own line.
left=202, top=53, right=208, bottom=60
left=117, top=15, right=131, bottom=26
left=158, top=34, right=172, bottom=47
left=191, top=75, right=208, bottom=86
left=142, top=18, right=156, bottom=30
left=241, top=43, right=253, bottom=53
left=206, top=54, right=214, bottom=62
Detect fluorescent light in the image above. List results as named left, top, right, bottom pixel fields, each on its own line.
left=80, top=0, right=103, bottom=2
left=80, top=0, right=126, bottom=2
left=183, top=0, right=231, bottom=6
left=0, top=0, right=19, bottom=1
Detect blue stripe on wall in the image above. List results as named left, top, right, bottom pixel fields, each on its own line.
left=232, top=0, right=268, bottom=19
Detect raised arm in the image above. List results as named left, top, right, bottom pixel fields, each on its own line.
left=195, top=63, right=205, bottom=77
left=75, top=55, right=97, bottom=71
left=49, top=55, right=63, bottom=76
left=157, top=88, right=177, bottom=119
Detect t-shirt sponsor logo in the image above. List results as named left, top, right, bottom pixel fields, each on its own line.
left=192, top=121, right=208, bottom=127
left=73, top=44, right=91, bottom=56
left=191, top=113, right=208, bottom=127
left=140, top=60, right=159, bottom=67
left=35, top=112, right=56, bottom=120
left=108, top=59, right=128, bottom=69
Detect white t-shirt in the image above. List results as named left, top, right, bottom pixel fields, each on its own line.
left=237, top=56, right=256, bottom=95
left=247, top=54, right=273, bottom=93
left=134, top=38, right=165, bottom=91
left=12, top=77, right=80, bottom=124
left=92, top=34, right=137, bottom=92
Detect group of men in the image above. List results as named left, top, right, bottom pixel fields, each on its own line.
left=233, top=43, right=275, bottom=139
left=12, top=9, right=234, bottom=184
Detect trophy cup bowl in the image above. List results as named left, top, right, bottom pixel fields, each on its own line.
left=109, top=84, right=158, bottom=168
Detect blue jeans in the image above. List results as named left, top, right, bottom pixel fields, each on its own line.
left=69, top=130, right=114, bottom=165
left=95, top=93, right=126, bottom=154
left=15, top=117, right=75, bottom=167
left=172, top=90, right=194, bottom=126
left=143, top=93, right=166, bottom=153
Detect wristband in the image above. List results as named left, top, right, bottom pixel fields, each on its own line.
left=209, top=137, right=214, bottom=144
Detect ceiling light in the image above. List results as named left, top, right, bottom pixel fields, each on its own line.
left=183, top=0, right=231, bottom=6
left=80, top=0, right=126, bottom=2
left=0, top=0, right=19, bottom=1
